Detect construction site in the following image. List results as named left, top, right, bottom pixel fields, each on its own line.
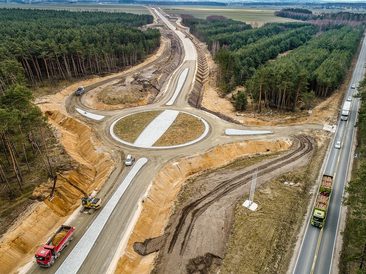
left=0, top=5, right=363, bottom=274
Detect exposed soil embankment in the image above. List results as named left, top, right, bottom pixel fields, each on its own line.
left=115, top=138, right=291, bottom=274
left=0, top=85, right=114, bottom=273
left=42, top=110, right=114, bottom=215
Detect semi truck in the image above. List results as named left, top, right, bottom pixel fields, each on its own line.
left=341, top=101, right=351, bottom=121
left=35, top=225, right=75, bottom=267
left=311, top=174, right=333, bottom=228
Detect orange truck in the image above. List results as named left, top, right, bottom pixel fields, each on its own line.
left=35, top=225, right=75, bottom=267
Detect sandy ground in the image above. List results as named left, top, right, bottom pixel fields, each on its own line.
left=0, top=20, right=183, bottom=274
left=221, top=134, right=328, bottom=274
left=82, top=36, right=168, bottom=110
left=151, top=136, right=314, bottom=274
left=116, top=138, right=292, bottom=274
left=82, top=31, right=182, bottom=111
left=0, top=62, right=122, bottom=273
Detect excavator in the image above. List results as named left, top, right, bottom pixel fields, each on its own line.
left=81, top=189, right=102, bottom=213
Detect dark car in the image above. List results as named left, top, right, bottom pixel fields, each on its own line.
left=75, top=87, right=85, bottom=96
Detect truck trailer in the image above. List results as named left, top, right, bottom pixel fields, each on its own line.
left=341, top=101, right=351, bottom=121
left=311, top=174, right=333, bottom=228
left=35, top=225, right=75, bottom=267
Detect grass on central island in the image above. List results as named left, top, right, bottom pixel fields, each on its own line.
left=154, top=113, right=205, bottom=146
left=114, top=111, right=161, bottom=144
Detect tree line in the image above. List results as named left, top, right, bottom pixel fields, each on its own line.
left=0, top=8, right=159, bottom=200
left=246, top=26, right=363, bottom=111
left=215, top=25, right=316, bottom=93
left=181, top=15, right=317, bottom=94
left=276, top=8, right=366, bottom=23
left=207, top=22, right=310, bottom=53
left=0, top=8, right=160, bottom=87
left=181, top=14, right=252, bottom=44
left=340, top=78, right=366, bottom=273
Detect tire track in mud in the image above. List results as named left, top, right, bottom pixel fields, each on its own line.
left=167, top=135, right=314, bottom=255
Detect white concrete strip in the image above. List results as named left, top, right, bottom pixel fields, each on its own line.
left=55, top=158, right=148, bottom=274
left=105, top=173, right=154, bottom=274
left=76, top=108, right=105, bottom=121
left=134, top=110, right=179, bottom=147
left=225, top=129, right=273, bottom=136
left=153, top=8, right=197, bottom=61
left=166, top=68, right=189, bottom=106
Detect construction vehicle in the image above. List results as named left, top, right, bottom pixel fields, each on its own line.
left=341, top=101, right=351, bottom=121
left=81, top=189, right=101, bottom=212
left=81, top=196, right=102, bottom=210
left=35, top=225, right=75, bottom=267
left=311, top=174, right=333, bottom=228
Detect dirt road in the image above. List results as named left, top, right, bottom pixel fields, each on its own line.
left=150, top=136, right=314, bottom=273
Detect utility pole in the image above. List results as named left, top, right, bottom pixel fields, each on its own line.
left=243, top=169, right=258, bottom=211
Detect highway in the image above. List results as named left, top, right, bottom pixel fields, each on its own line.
left=293, top=33, right=366, bottom=274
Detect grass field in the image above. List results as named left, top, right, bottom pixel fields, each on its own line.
left=0, top=3, right=149, bottom=14
left=163, top=6, right=298, bottom=26
left=154, top=113, right=205, bottom=146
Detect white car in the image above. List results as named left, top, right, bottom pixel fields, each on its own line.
left=334, top=141, right=341, bottom=149
left=351, top=84, right=356, bottom=89
left=124, top=154, right=135, bottom=166
left=347, top=96, right=352, bottom=102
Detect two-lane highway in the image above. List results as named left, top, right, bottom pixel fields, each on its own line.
left=293, top=32, right=366, bottom=274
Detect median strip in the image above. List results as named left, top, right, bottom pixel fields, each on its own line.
left=166, top=68, right=189, bottom=106
left=133, top=110, right=179, bottom=147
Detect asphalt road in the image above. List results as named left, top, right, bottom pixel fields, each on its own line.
left=293, top=32, right=366, bottom=274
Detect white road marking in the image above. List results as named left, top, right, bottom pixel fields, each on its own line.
left=55, top=158, right=148, bottom=274
left=166, top=68, right=189, bottom=106
left=75, top=108, right=105, bottom=121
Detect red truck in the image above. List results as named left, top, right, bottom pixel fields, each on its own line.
left=35, top=225, right=75, bottom=267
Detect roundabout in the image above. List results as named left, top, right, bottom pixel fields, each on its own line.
left=110, top=109, right=210, bottom=149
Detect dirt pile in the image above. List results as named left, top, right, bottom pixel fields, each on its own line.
left=186, top=253, right=222, bottom=274
left=115, top=138, right=291, bottom=274
left=134, top=236, right=166, bottom=256
left=52, top=230, right=67, bottom=246
left=97, top=74, right=159, bottom=106
left=82, top=30, right=182, bottom=111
